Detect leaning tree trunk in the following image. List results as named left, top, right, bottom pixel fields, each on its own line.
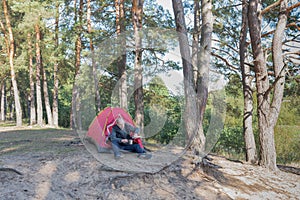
left=27, top=33, right=36, bottom=125
left=172, top=0, right=199, bottom=150
left=240, top=0, right=257, bottom=164
left=88, top=0, right=101, bottom=113
left=116, top=0, right=128, bottom=110
left=132, top=0, right=144, bottom=133
left=3, top=0, right=22, bottom=126
left=35, top=23, right=43, bottom=126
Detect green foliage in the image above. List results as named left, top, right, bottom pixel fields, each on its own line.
left=277, top=98, right=300, bottom=126
left=144, top=76, right=183, bottom=145
left=210, top=79, right=257, bottom=160
left=285, top=74, right=300, bottom=97
left=275, top=125, right=300, bottom=164
left=58, top=84, right=72, bottom=128
left=225, top=74, right=242, bottom=98
left=275, top=95, right=300, bottom=164
left=209, top=83, right=245, bottom=159
left=213, top=126, right=245, bottom=158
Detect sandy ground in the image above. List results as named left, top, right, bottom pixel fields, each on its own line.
left=0, top=127, right=299, bottom=200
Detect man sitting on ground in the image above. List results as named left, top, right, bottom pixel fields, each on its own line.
left=109, top=117, right=150, bottom=159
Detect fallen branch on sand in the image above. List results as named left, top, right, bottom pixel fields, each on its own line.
left=0, top=167, right=23, bottom=175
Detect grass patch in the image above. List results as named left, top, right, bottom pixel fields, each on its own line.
left=0, top=127, right=82, bottom=156
left=0, top=121, right=16, bottom=127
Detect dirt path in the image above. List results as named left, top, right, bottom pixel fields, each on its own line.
left=0, top=127, right=299, bottom=199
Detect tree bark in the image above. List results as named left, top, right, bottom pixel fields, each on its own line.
left=0, top=20, right=9, bottom=59
left=132, top=0, right=144, bottom=133
left=0, top=82, right=5, bottom=121
left=172, top=0, right=200, bottom=152
left=172, top=0, right=212, bottom=156
left=35, top=23, right=43, bottom=126
left=270, top=0, right=287, bottom=126
left=3, top=0, right=22, bottom=126
left=42, top=63, right=53, bottom=126
left=193, top=0, right=212, bottom=153
left=71, top=0, right=83, bottom=130
left=9, top=87, right=14, bottom=120
left=88, top=0, right=101, bottom=113
left=27, top=33, right=36, bottom=125
left=240, top=0, right=257, bottom=163
left=192, top=0, right=200, bottom=87
left=52, top=1, right=60, bottom=127
left=248, top=0, right=288, bottom=171
left=116, top=0, right=128, bottom=110
left=0, top=20, right=8, bottom=122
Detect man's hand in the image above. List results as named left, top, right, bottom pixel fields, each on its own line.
left=121, top=139, right=128, bottom=143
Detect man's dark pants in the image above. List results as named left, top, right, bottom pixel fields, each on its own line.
left=111, top=141, right=145, bottom=157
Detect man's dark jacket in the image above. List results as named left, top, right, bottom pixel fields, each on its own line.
left=109, top=123, right=139, bottom=144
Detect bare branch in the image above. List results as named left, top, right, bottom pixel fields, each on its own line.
left=261, top=0, right=283, bottom=15
left=283, top=51, right=300, bottom=56
left=286, top=22, right=300, bottom=31
left=212, top=39, right=240, bottom=54
left=211, top=52, right=239, bottom=71
left=262, top=23, right=300, bottom=38
left=212, top=46, right=238, bottom=59
left=287, top=2, right=300, bottom=13
left=262, top=29, right=276, bottom=38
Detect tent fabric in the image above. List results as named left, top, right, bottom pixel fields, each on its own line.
left=86, top=107, right=142, bottom=149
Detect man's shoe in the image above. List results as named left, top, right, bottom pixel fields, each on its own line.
left=137, top=153, right=152, bottom=160
left=115, top=154, right=124, bottom=160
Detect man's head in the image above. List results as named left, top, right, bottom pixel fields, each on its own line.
left=116, top=117, right=125, bottom=129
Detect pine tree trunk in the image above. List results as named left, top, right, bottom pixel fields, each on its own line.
left=248, top=0, right=273, bottom=170
left=27, top=33, right=36, bottom=125
left=9, top=88, right=14, bottom=120
left=0, top=21, right=8, bottom=122
left=52, top=1, right=60, bottom=127
left=3, top=0, right=22, bottom=126
left=35, top=23, right=43, bottom=126
left=172, top=0, right=198, bottom=147
left=36, top=23, right=53, bottom=126
left=262, top=0, right=287, bottom=170
left=192, top=0, right=200, bottom=87
left=173, top=0, right=212, bottom=156
left=0, top=82, right=5, bottom=121
left=248, top=0, right=287, bottom=171
left=88, top=0, right=101, bottom=113
left=270, top=0, right=287, bottom=127
left=132, top=0, right=144, bottom=133
left=240, top=0, right=257, bottom=163
left=71, top=0, right=83, bottom=130
left=0, top=20, right=9, bottom=54
left=42, top=64, right=53, bottom=126
left=191, top=0, right=212, bottom=154
left=116, top=0, right=127, bottom=110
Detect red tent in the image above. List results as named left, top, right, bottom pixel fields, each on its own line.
left=86, top=107, right=142, bottom=150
